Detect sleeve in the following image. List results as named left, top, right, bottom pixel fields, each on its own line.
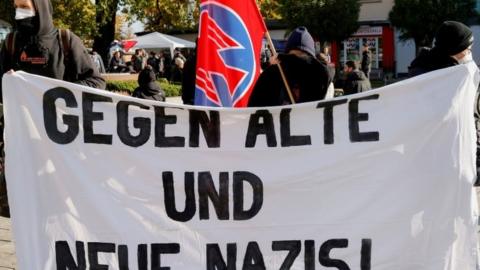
left=0, top=40, right=13, bottom=103
left=67, top=33, right=106, bottom=90
left=98, top=55, right=106, bottom=74
left=474, top=90, right=480, bottom=186
left=247, top=65, right=281, bottom=107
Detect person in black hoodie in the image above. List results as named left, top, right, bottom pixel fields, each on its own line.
left=248, top=27, right=332, bottom=107
left=408, top=21, right=480, bottom=186
left=409, top=21, right=473, bottom=77
left=342, top=60, right=371, bottom=95
left=132, top=66, right=165, bottom=101
left=0, top=0, right=106, bottom=93
left=0, top=0, right=106, bottom=217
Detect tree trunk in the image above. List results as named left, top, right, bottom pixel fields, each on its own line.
left=93, top=0, right=120, bottom=66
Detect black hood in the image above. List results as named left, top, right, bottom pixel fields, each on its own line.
left=134, top=82, right=165, bottom=101
left=31, top=0, right=55, bottom=36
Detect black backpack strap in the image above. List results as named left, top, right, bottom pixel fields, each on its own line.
left=5, top=32, right=16, bottom=59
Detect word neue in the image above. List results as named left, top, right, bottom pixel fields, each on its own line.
left=56, top=239, right=372, bottom=270
left=43, top=87, right=381, bottom=148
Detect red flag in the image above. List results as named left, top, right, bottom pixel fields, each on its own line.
left=194, top=0, right=267, bottom=107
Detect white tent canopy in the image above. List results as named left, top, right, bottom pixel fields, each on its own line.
left=131, top=32, right=196, bottom=56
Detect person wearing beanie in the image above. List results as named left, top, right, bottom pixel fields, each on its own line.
left=408, top=21, right=474, bottom=77
left=248, top=26, right=332, bottom=106
left=132, top=66, right=166, bottom=101
left=408, top=21, right=480, bottom=186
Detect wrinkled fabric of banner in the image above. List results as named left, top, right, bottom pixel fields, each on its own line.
left=2, top=63, right=480, bottom=269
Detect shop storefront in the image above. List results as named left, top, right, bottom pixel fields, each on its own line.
left=332, top=24, right=395, bottom=77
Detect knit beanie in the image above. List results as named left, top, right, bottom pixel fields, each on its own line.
left=285, top=27, right=316, bottom=57
left=434, top=21, right=474, bottom=55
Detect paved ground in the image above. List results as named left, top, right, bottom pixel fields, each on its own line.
left=0, top=217, right=15, bottom=270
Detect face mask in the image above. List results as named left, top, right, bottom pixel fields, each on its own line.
left=458, top=50, right=474, bottom=64
left=16, top=17, right=37, bottom=35
left=15, top=8, right=35, bottom=20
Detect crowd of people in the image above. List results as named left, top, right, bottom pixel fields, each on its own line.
left=0, top=0, right=478, bottom=217
left=99, top=45, right=189, bottom=83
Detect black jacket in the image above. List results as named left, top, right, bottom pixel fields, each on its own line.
left=343, top=70, right=371, bottom=95
left=408, top=47, right=459, bottom=77
left=181, top=53, right=196, bottom=105
left=248, top=53, right=332, bottom=107
left=0, top=0, right=105, bottom=100
left=361, top=51, right=371, bottom=75
left=132, top=82, right=165, bottom=102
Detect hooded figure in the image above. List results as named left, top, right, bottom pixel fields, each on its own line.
left=0, top=0, right=106, bottom=98
left=132, top=66, right=166, bottom=101
left=248, top=27, right=332, bottom=107
left=0, top=0, right=105, bottom=218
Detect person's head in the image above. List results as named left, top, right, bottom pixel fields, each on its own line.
left=434, top=21, right=474, bottom=63
left=14, top=0, right=54, bottom=36
left=285, top=26, right=316, bottom=57
left=362, top=43, right=369, bottom=52
left=322, top=46, right=330, bottom=55
left=344, top=60, right=357, bottom=73
left=14, top=0, right=35, bottom=13
left=113, top=51, right=121, bottom=58
left=150, top=51, right=156, bottom=57
left=138, top=65, right=156, bottom=87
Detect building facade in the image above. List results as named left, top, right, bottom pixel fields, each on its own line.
left=331, top=0, right=406, bottom=78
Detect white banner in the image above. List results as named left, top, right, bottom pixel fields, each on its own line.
left=2, top=63, right=480, bottom=269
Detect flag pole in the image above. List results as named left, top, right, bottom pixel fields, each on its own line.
left=264, top=31, right=296, bottom=104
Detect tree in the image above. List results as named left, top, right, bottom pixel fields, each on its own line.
left=51, top=0, right=96, bottom=42
left=257, top=0, right=282, bottom=20
left=0, top=0, right=14, bottom=25
left=389, top=0, right=477, bottom=54
left=115, top=14, right=135, bottom=40
left=278, top=0, right=360, bottom=46
left=126, top=0, right=200, bottom=33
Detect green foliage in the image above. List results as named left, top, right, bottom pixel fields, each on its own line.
left=0, top=0, right=14, bottom=24
left=389, top=0, right=477, bottom=51
left=51, top=0, right=97, bottom=41
left=125, top=0, right=200, bottom=33
left=278, top=0, right=360, bottom=43
left=106, top=80, right=181, bottom=97
left=161, top=82, right=183, bottom=97
left=258, top=0, right=282, bottom=20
